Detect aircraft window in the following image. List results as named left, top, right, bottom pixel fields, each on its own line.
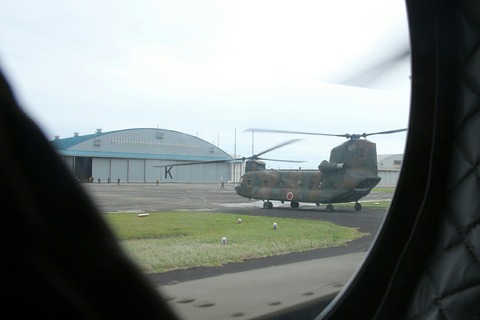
left=0, top=1, right=409, bottom=319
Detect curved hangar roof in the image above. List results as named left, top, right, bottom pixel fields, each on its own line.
left=51, top=128, right=233, bottom=162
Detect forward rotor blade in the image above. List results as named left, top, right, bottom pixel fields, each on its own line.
left=154, top=139, right=305, bottom=169
left=258, top=157, right=305, bottom=163
left=363, top=128, right=407, bottom=137
left=154, top=158, right=242, bottom=168
left=255, top=139, right=302, bottom=157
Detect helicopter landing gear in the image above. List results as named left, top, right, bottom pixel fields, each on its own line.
left=290, top=201, right=299, bottom=209
left=326, top=204, right=334, bottom=212
left=354, top=202, right=362, bottom=212
left=263, top=201, right=273, bottom=209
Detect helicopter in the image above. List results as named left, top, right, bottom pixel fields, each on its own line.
left=237, top=128, right=406, bottom=211
left=156, top=128, right=406, bottom=212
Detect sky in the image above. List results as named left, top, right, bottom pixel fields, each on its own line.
left=0, top=0, right=410, bottom=169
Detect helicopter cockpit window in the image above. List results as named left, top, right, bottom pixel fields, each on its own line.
left=0, top=1, right=409, bottom=319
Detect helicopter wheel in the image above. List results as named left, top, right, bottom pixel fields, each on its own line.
left=263, top=201, right=273, bottom=209
left=354, top=202, right=362, bottom=212
left=326, top=204, right=334, bottom=212
left=290, top=201, right=299, bottom=209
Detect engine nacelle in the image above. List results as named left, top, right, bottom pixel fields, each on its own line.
left=318, top=160, right=346, bottom=173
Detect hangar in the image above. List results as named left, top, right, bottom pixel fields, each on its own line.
left=377, top=154, right=403, bottom=186
left=51, top=128, right=241, bottom=183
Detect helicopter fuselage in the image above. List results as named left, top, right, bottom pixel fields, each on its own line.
left=235, top=139, right=383, bottom=211
left=235, top=167, right=380, bottom=210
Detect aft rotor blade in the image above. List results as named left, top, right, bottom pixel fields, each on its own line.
left=364, top=128, right=407, bottom=137
left=247, top=128, right=345, bottom=138
left=247, top=128, right=407, bottom=140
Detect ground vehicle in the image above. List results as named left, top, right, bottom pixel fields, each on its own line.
left=1, top=0, right=479, bottom=319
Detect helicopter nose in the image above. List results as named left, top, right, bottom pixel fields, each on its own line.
left=235, top=183, right=245, bottom=195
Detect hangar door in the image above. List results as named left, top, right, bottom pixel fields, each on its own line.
left=110, top=159, right=128, bottom=182
left=74, top=157, right=92, bottom=182
left=128, top=159, right=146, bottom=183
left=92, top=158, right=110, bottom=183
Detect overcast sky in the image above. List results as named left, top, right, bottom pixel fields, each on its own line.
left=0, top=0, right=410, bottom=169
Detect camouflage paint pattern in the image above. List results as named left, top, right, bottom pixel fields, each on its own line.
left=235, top=139, right=381, bottom=205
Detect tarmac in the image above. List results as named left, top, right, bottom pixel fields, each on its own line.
left=81, top=182, right=390, bottom=320
left=160, top=252, right=366, bottom=320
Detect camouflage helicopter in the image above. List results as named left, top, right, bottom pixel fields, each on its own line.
left=235, top=128, right=407, bottom=211
left=157, top=128, right=406, bottom=212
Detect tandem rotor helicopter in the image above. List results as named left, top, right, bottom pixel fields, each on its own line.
left=157, top=128, right=406, bottom=212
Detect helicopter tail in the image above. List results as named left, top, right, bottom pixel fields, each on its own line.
left=329, top=139, right=379, bottom=174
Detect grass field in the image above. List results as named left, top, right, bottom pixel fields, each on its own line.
left=105, top=212, right=367, bottom=273
left=372, top=186, right=396, bottom=193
